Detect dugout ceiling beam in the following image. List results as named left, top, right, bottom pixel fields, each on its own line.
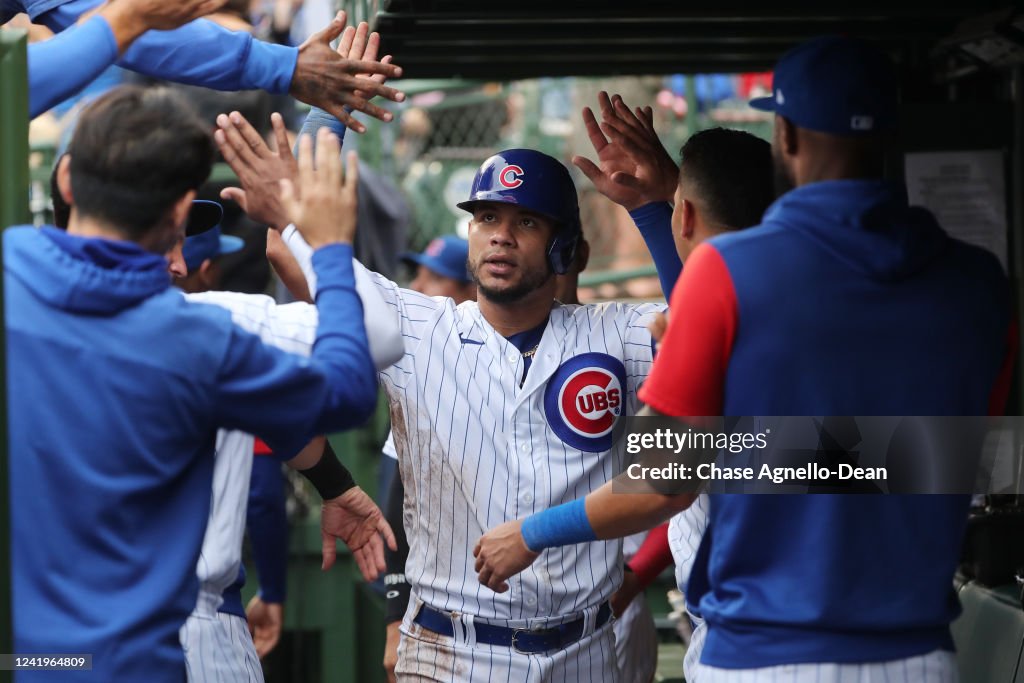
left=369, top=1, right=1017, bottom=79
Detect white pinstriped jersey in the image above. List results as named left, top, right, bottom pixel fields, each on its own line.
left=668, top=493, right=710, bottom=682
left=365, top=265, right=663, bottom=622
left=668, top=493, right=710, bottom=596
left=184, top=270, right=402, bottom=595
left=184, top=292, right=318, bottom=595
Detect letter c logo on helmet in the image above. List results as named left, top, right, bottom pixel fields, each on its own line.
left=498, top=165, right=525, bottom=189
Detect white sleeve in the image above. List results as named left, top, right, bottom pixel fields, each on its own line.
left=356, top=267, right=404, bottom=370
left=187, top=289, right=402, bottom=371
left=282, top=224, right=318, bottom=296
left=186, top=290, right=316, bottom=356
left=281, top=225, right=451, bottom=387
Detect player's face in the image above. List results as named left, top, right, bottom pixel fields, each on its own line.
left=467, top=202, right=555, bottom=304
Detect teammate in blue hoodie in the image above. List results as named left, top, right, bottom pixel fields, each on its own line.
left=475, top=36, right=1015, bottom=681
left=5, top=85, right=392, bottom=682
left=8, top=0, right=403, bottom=123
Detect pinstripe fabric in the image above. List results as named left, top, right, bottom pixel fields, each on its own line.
left=180, top=611, right=265, bottom=683
left=180, top=291, right=316, bottom=683
left=668, top=494, right=710, bottom=595
left=692, top=649, right=956, bottom=682
left=358, top=264, right=661, bottom=680
left=368, top=265, right=662, bottom=622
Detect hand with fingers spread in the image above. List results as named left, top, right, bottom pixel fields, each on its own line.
left=472, top=520, right=539, bottom=593
left=321, top=486, right=397, bottom=582
left=280, top=129, right=360, bottom=249
left=215, top=110, right=297, bottom=231
left=289, top=11, right=405, bottom=133
left=572, top=91, right=679, bottom=211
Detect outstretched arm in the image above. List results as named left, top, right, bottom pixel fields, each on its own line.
left=28, top=0, right=227, bottom=116
left=38, top=4, right=402, bottom=129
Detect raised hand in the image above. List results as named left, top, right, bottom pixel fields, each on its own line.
left=321, top=486, right=397, bottom=582
left=289, top=11, right=405, bottom=133
left=215, top=111, right=297, bottom=231
left=279, top=129, right=360, bottom=249
left=572, top=91, right=678, bottom=211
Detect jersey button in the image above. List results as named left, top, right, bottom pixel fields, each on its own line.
left=520, top=444, right=529, bottom=453
left=522, top=492, right=534, bottom=504
left=525, top=596, right=537, bottom=606
left=507, top=354, right=517, bottom=363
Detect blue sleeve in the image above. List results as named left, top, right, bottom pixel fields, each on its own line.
left=40, top=0, right=298, bottom=93
left=247, top=455, right=288, bottom=603
left=28, top=15, right=117, bottom=117
left=297, top=107, right=347, bottom=149
left=213, top=243, right=377, bottom=456
left=629, top=202, right=683, bottom=298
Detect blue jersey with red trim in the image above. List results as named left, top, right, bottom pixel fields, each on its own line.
left=640, top=179, right=1011, bottom=668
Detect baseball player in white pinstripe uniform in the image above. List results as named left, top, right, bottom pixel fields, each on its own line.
left=178, top=267, right=403, bottom=682
left=667, top=496, right=709, bottom=683
left=278, top=148, right=667, bottom=683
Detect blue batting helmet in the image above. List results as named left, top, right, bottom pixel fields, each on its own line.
left=457, top=149, right=582, bottom=274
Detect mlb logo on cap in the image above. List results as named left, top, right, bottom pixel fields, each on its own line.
left=750, top=35, right=898, bottom=136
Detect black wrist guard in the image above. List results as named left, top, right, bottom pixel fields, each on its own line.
left=299, top=443, right=356, bottom=500
left=384, top=573, right=412, bottom=623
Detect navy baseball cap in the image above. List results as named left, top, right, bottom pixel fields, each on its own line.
left=183, top=224, right=243, bottom=272
left=185, top=200, right=224, bottom=237
left=401, top=235, right=471, bottom=283
left=750, top=35, right=898, bottom=136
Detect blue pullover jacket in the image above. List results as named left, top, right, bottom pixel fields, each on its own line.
left=6, top=227, right=375, bottom=682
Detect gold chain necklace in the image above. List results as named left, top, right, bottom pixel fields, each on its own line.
left=521, top=345, right=539, bottom=359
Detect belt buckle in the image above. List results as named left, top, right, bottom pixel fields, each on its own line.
left=510, top=627, right=532, bottom=654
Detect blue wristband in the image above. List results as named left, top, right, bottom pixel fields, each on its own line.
left=520, top=499, right=597, bottom=552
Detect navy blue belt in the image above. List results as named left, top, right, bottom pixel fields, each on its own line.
left=414, top=602, right=612, bottom=654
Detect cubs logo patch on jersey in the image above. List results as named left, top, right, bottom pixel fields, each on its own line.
left=544, top=352, right=627, bottom=452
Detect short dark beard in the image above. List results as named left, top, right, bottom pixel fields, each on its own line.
left=469, top=257, right=553, bottom=304
left=772, top=151, right=796, bottom=198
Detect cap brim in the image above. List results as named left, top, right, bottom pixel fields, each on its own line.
left=185, top=200, right=223, bottom=237
left=218, top=235, right=244, bottom=256
left=748, top=96, right=776, bottom=112
left=401, top=252, right=427, bottom=268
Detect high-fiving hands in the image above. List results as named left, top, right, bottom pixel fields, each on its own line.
left=572, top=91, right=679, bottom=211
left=280, top=129, right=359, bottom=249
left=289, top=12, right=404, bottom=133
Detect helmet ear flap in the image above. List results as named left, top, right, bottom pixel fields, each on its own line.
left=548, top=230, right=580, bottom=275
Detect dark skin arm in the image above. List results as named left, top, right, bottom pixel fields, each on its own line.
left=289, top=11, right=405, bottom=133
